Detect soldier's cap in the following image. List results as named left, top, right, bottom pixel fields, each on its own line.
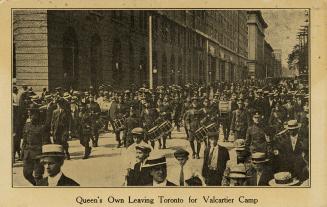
left=207, top=131, right=219, bottom=138
left=135, top=144, right=152, bottom=154
left=251, top=152, right=269, bottom=164
left=39, top=144, right=65, bottom=158
left=228, top=164, right=249, bottom=179
left=234, top=139, right=246, bottom=151
left=142, top=153, right=166, bottom=168
left=131, top=127, right=144, bottom=135
left=174, top=148, right=190, bottom=158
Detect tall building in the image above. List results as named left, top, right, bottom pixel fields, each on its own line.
left=247, top=10, right=268, bottom=79
left=273, top=49, right=282, bottom=77
left=13, top=10, right=249, bottom=91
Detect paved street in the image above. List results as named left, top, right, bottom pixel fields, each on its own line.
left=13, top=127, right=236, bottom=187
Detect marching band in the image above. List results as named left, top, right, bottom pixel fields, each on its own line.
left=12, top=78, right=309, bottom=186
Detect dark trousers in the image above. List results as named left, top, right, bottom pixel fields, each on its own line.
left=234, top=129, right=247, bottom=140
left=221, top=119, right=231, bottom=140
left=23, top=158, right=44, bottom=186
left=53, top=134, right=69, bottom=157
left=13, top=134, right=21, bottom=161
left=205, top=169, right=222, bottom=186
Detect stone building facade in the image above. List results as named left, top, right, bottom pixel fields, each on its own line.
left=13, top=10, right=257, bottom=91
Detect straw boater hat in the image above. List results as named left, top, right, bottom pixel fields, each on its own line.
left=142, top=153, right=166, bottom=169
left=251, top=152, right=269, bottom=164
left=39, top=144, right=65, bottom=158
left=135, top=144, right=152, bottom=154
left=285, top=120, right=301, bottom=130
left=268, top=172, right=300, bottom=186
left=228, top=164, right=249, bottom=179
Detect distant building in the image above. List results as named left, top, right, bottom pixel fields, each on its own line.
left=247, top=10, right=268, bottom=79
left=272, top=49, right=282, bottom=77
left=13, top=10, right=249, bottom=91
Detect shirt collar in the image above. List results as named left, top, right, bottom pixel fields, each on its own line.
left=48, top=171, right=63, bottom=187
left=153, top=179, right=167, bottom=186
left=291, top=134, right=298, bottom=139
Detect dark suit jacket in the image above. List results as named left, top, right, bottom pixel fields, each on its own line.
left=202, top=145, right=229, bottom=180
left=145, top=180, right=177, bottom=186
left=36, top=174, right=80, bottom=186
left=51, top=109, right=71, bottom=139
left=127, top=162, right=153, bottom=186
left=275, top=134, right=306, bottom=180
left=247, top=167, right=274, bottom=186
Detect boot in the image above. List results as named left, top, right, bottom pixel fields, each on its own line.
left=83, top=147, right=91, bottom=159
left=117, top=140, right=121, bottom=148
left=65, top=151, right=70, bottom=160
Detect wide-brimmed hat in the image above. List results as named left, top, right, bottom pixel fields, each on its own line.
left=251, top=152, right=269, bottom=164
left=269, top=172, right=300, bottom=186
left=142, top=153, right=166, bottom=168
left=285, top=120, right=301, bottom=130
left=39, top=144, right=65, bottom=158
left=228, top=164, right=249, bottom=179
left=234, top=139, right=246, bottom=151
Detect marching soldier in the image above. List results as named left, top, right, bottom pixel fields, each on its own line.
left=78, top=104, right=92, bottom=159
left=172, top=95, right=183, bottom=132
left=140, top=99, right=159, bottom=148
left=124, top=106, right=142, bottom=147
left=184, top=97, right=202, bottom=159
left=51, top=98, right=71, bottom=160
left=87, top=95, right=101, bottom=147
left=230, top=99, right=249, bottom=140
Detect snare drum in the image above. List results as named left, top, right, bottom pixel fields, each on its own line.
left=147, top=126, right=161, bottom=141
left=113, top=117, right=125, bottom=131
left=158, top=121, right=173, bottom=135
left=194, top=127, right=208, bottom=142
left=205, top=123, right=219, bottom=133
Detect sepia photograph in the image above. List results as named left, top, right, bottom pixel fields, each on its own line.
left=12, top=9, right=310, bottom=187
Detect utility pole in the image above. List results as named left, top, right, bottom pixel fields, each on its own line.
left=148, top=15, right=153, bottom=89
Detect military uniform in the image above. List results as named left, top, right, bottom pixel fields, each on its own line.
left=87, top=101, right=101, bottom=147
left=230, top=108, right=249, bottom=139
left=245, top=124, right=270, bottom=154
left=184, top=107, right=202, bottom=158
left=79, top=110, right=92, bottom=159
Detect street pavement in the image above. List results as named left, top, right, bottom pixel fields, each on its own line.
left=13, top=127, right=236, bottom=187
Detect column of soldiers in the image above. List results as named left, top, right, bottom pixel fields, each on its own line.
left=13, top=78, right=309, bottom=186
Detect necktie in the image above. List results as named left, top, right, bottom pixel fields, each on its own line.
left=179, top=166, right=184, bottom=186
left=208, top=148, right=214, bottom=167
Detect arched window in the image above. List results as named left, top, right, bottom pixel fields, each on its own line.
left=112, top=38, right=122, bottom=87
left=129, top=43, right=135, bottom=84
left=161, top=53, right=167, bottom=85
left=90, top=34, right=102, bottom=89
left=170, top=54, right=175, bottom=84
left=63, top=27, right=79, bottom=89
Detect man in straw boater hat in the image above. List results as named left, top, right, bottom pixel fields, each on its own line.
left=247, top=152, right=273, bottom=186
left=268, top=172, right=300, bottom=186
left=222, top=139, right=253, bottom=186
left=126, top=143, right=153, bottom=186
left=273, top=119, right=308, bottom=182
left=168, top=148, right=204, bottom=186
left=142, top=153, right=176, bottom=186
left=202, top=131, right=229, bottom=186
left=21, top=105, right=51, bottom=186
left=226, top=164, right=251, bottom=186
left=37, top=144, right=79, bottom=186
